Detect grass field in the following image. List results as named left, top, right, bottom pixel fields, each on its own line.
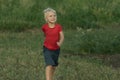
left=0, top=0, right=120, bottom=80
left=0, top=0, right=120, bottom=31
left=0, top=30, right=120, bottom=80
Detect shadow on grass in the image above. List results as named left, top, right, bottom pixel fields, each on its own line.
left=62, top=53, right=120, bottom=69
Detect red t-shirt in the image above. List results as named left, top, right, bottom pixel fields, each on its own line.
left=42, top=23, right=62, bottom=50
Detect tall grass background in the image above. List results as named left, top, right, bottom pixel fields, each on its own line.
left=63, top=27, right=120, bottom=54
left=0, top=0, right=120, bottom=31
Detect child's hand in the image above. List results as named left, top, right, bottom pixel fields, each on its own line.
left=57, top=42, right=61, bottom=47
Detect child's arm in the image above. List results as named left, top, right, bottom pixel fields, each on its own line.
left=57, top=31, right=64, bottom=46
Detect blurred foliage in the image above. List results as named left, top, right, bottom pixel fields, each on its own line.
left=0, top=0, right=120, bottom=31
left=62, top=27, right=120, bottom=54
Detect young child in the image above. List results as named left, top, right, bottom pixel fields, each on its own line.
left=42, top=8, right=64, bottom=80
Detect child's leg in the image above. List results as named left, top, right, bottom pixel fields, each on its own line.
left=46, top=65, right=56, bottom=80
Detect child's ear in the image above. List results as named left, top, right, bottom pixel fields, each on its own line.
left=44, top=17, right=47, bottom=22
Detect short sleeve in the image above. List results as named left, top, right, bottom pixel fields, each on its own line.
left=41, top=25, right=45, bottom=32
left=58, top=24, right=62, bottom=32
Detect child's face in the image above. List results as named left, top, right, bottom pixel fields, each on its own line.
left=45, top=11, right=57, bottom=24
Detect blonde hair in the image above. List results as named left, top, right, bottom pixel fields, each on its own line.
left=43, top=8, right=57, bottom=22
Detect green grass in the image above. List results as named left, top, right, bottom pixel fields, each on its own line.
left=0, top=30, right=120, bottom=80
left=62, top=27, right=120, bottom=54
left=0, top=0, right=120, bottom=31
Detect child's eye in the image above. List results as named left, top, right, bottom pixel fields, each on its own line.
left=49, top=15, right=56, bottom=17
left=49, top=15, right=52, bottom=17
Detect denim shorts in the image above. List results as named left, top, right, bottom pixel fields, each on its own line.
left=43, top=46, right=60, bottom=67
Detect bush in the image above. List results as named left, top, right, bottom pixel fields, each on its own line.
left=62, top=27, right=120, bottom=55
